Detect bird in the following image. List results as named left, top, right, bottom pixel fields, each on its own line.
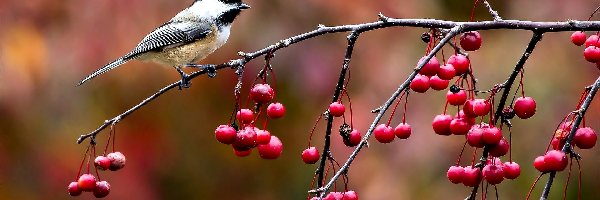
left=77, top=0, right=250, bottom=88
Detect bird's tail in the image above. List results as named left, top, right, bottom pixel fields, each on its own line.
left=77, top=58, right=129, bottom=86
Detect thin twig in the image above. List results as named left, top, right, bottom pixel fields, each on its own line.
left=540, top=76, right=600, bottom=200
left=483, top=0, right=503, bottom=21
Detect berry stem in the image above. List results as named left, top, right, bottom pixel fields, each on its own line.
left=469, top=0, right=481, bottom=22
left=526, top=173, right=543, bottom=200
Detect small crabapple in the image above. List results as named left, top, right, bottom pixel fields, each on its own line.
left=585, top=34, right=600, bottom=47
left=489, top=138, right=509, bottom=157
left=447, top=166, right=465, bottom=184
left=232, top=127, right=258, bottom=151
left=447, top=54, right=470, bottom=75
left=447, top=90, right=467, bottom=106
left=429, top=75, right=449, bottom=91
left=394, top=123, right=412, bottom=139
left=460, top=31, right=482, bottom=51
left=373, top=124, right=395, bottom=143
left=534, top=156, right=549, bottom=172
left=234, top=149, right=252, bottom=157
left=482, top=164, right=504, bottom=185
left=482, top=126, right=502, bottom=145
left=215, top=125, right=237, bottom=144
left=329, top=102, right=345, bottom=117
left=236, top=109, right=254, bottom=124
left=107, top=152, right=126, bottom=171
left=574, top=127, right=597, bottom=149
left=77, top=174, right=97, bottom=192
left=410, top=74, right=430, bottom=93
left=503, top=162, right=521, bottom=179
left=68, top=181, right=82, bottom=196
left=302, top=147, right=320, bottom=164
left=462, top=166, right=481, bottom=187
left=418, top=56, right=440, bottom=76
left=432, top=114, right=453, bottom=136
left=94, top=156, right=111, bottom=171
left=256, top=129, right=272, bottom=145
left=437, top=64, right=456, bottom=80
left=513, top=97, right=536, bottom=119
left=343, top=190, right=358, bottom=200
left=584, top=46, right=600, bottom=63
left=344, top=129, right=362, bottom=147
left=267, top=102, right=286, bottom=119
left=93, top=181, right=111, bottom=198
left=571, top=31, right=586, bottom=46
left=249, top=83, right=275, bottom=103
left=258, top=135, right=283, bottom=159
left=544, top=150, right=568, bottom=171
left=467, top=125, right=485, bottom=148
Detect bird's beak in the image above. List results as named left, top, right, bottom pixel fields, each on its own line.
left=238, top=3, right=250, bottom=9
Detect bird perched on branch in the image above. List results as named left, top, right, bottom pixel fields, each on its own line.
left=78, top=0, right=250, bottom=88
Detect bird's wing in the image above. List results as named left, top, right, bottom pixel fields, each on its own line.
left=123, top=21, right=212, bottom=60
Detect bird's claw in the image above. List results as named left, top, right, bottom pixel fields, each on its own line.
left=185, top=64, right=217, bottom=78
left=176, top=68, right=192, bottom=90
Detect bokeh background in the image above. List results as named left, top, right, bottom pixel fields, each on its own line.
left=0, top=0, right=599, bottom=199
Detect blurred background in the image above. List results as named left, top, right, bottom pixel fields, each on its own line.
left=0, top=0, right=599, bottom=199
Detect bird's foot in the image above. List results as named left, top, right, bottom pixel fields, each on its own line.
left=185, top=64, right=217, bottom=78
left=176, top=68, right=192, bottom=90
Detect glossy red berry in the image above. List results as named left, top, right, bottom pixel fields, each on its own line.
left=234, top=149, right=252, bottom=157
left=503, top=162, right=521, bottom=179
left=467, top=125, right=485, bottom=148
left=447, top=166, right=465, bottom=184
left=438, top=64, right=456, bottom=80
left=215, top=125, right=237, bottom=144
left=94, top=156, right=111, bottom=171
left=571, top=31, right=586, bottom=46
left=534, top=156, right=549, bottom=172
left=471, top=99, right=491, bottom=116
left=267, top=102, right=286, bottom=119
left=482, top=126, right=502, bottom=145
left=232, top=127, right=258, bottom=151
left=256, top=129, right=272, bottom=145
left=374, top=124, right=395, bottom=143
left=584, top=46, right=600, bottom=62
left=410, top=74, right=430, bottom=93
left=489, top=138, right=509, bottom=157
left=585, top=34, right=600, bottom=47
left=447, top=90, right=467, bottom=106
left=447, top=54, right=470, bottom=75
left=77, top=174, right=97, bottom=192
left=249, top=84, right=275, bottom=103
left=462, top=166, right=481, bottom=187
left=418, top=56, right=440, bottom=76
left=258, top=135, right=283, bottom=159
left=394, top=123, right=412, bottom=139
left=551, top=137, right=566, bottom=150
left=450, top=118, right=471, bottom=135
left=324, top=192, right=344, bottom=200
left=513, top=97, right=536, bottom=119
left=93, top=181, right=111, bottom=198
left=460, top=31, right=483, bottom=51
left=482, top=164, right=504, bottom=185
left=68, top=181, right=82, bottom=196
left=329, top=102, right=345, bottom=117
left=432, top=114, right=453, bottom=135
left=301, top=147, right=320, bottom=164
left=544, top=150, right=568, bottom=171
left=574, top=127, right=597, bottom=149
left=462, top=100, right=478, bottom=118
left=456, top=110, right=476, bottom=125
left=107, top=152, right=126, bottom=171
left=344, top=129, right=362, bottom=147
left=429, top=75, right=449, bottom=91
left=236, top=109, right=254, bottom=124
left=343, top=190, right=358, bottom=200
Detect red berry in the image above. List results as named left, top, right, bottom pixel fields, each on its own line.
left=460, top=31, right=483, bottom=51
left=432, top=114, right=453, bottom=135
left=571, top=31, right=586, bottom=46
left=470, top=99, right=491, bottom=116
left=418, top=56, right=440, bottom=76
left=258, top=135, right=283, bottom=159
left=534, top=156, right=549, bottom=172
left=94, top=156, right=111, bottom=171
left=410, top=74, right=430, bottom=93
left=462, top=100, right=478, bottom=118
left=324, top=192, right=344, bottom=200
left=329, top=102, right=345, bottom=117
left=302, top=147, right=320, bottom=164
left=236, top=109, right=254, bottom=124
left=256, top=129, right=272, bottom=145
left=447, top=54, right=470, bottom=75
left=467, top=125, right=485, bottom=148
left=462, top=166, right=481, bottom=187
left=215, top=125, right=237, bottom=144
left=249, top=84, right=275, bottom=103
left=584, top=46, right=600, bottom=62
left=450, top=118, right=471, bottom=135
left=429, top=75, right=449, bottom=91
left=482, top=164, right=504, bottom=185
left=68, top=181, right=82, bottom=196
left=344, top=129, right=362, bottom=147
left=267, top=102, right=286, bottom=119
left=394, top=123, right=412, bottom=139
left=77, top=174, right=97, bottom=192
left=482, top=126, right=502, bottom=145
left=551, top=137, right=566, bottom=150
left=456, top=110, right=476, bottom=125
left=486, top=157, right=502, bottom=166
left=513, top=97, right=536, bottom=119
left=503, top=162, right=521, bottom=179
left=447, top=90, right=467, bottom=106
left=585, top=34, right=600, bottom=47
left=544, top=150, right=568, bottom=171
left=343, top=190, right=358, bottom=200
left=489, top=138, right=509, bottom=157
left=93, top=181, right=111, bottom=198
left=373, top=124, right=395, bottom=143
left=232, top=127, right=257, bottom=151
left=234, top=149, right=252, bottom=157
left=574, top=127, right=597, bottom=149
left=438, top=64, right=456, bottom=80
left=107, top=152, right=126, bottom=171
left=447, top=166, right=465, bottom=184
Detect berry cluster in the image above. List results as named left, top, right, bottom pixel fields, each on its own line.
left=311, top=190, right=358, bottom=200
left=215, top=83, right=285, bottom=159
left=573, top=31, right=600, bottom=69
left=68, top=148, right=126, bottom=198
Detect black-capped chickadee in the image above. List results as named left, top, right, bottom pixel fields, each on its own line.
left=78, top=0, right=250, bottom=88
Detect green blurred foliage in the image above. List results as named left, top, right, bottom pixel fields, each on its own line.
left=0, top=0, right=599, bottom=199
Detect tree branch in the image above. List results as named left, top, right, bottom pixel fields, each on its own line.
left=483, top=0, right=503, bottom=21
left=539, top=76, right=600, bottom=200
